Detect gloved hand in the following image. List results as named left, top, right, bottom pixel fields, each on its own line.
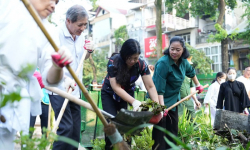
left=51, top=46, right=73, bottom=68
left=243, top=108, right=249, bottom=115
left=196, top=85, right=204, bottom=94
left=149, top=112, right=163, bottom=124
left=204, top=107, right=209, bottom=115
left=132, top=99, right=141, bottom=111
left=64, top=76, right=76, bottom=92
left=33, top=71, right=44, bottom=88
left=104, top=124, right=123, bottom=145
left=84, top=39, right=94, bottom=53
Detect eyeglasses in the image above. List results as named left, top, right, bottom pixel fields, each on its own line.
left=127, top=57, right=139, bottom=62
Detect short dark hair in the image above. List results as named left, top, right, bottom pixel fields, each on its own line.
left=66, top=5, right=88, bottom=23
left=212, top=72, right=226, bottom=83
left=163, top=36, right=190, bottom=59
left=227, top=67, right=236, bottom=73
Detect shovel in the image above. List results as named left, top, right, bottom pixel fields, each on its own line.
left=44, top=86, right=153, bottom=135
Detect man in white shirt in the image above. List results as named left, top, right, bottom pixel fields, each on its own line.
left=236, top=67, right=250, bottom=98
left=48, top=5, right=94, bottom=150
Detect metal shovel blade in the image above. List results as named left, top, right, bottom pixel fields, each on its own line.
left=109, top=109, right=154, bottom=134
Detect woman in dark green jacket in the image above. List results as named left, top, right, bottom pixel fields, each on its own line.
left=152, top=36, right=204, bottom=149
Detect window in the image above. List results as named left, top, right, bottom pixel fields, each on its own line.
left=199, top=46, right=222, bottom=72
left=176, top=33, right=191, bottom=45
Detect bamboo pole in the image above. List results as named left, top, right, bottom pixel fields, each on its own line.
left=21, top=0, right=108, bottom=127
left=166, top=84, right=209, bottom=112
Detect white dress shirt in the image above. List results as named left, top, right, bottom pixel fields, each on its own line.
left=46, top=23, right=86, bottom=98
left=236, top=76, right=250, bottom=96
left=203, top=81, right=221, bottom=107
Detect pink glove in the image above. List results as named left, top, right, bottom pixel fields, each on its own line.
left=84, top=40, right=94, bottom=53
left=51, top=46, right=73, bottom=68
left=33, top=71, right=44, bottom=88
left=196, top=85, right=204, bottom=94
left=163, top=109, right=168, bottom=117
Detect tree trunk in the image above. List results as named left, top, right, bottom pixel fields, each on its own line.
left=155, top=0, right=162, bottom=60
left=221, top=38, right=229, bottom=72
left=89, top=55, right=97, bottom=82
left=217, top=0, right=228, bottom=72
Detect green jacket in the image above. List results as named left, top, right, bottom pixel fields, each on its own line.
left=178, top=76, right=196, bottom=117
left=153, top=55, right=195, bottom=111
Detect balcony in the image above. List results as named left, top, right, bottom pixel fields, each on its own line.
left=145, top=14, right=191, bottom=31
left=95, top=34, right=110, bottom=48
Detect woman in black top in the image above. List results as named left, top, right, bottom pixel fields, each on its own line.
left=217, top=67, right=250, bottom=113
left=101, top=39, right=160, bottom=149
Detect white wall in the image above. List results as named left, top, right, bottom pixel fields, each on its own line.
left=111, top=13, right=127, bottom=29
left=92, top=18, right=111, bottom=42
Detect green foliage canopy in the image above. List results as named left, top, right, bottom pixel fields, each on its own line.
left=187, top=44, right=213, bottom=75
left=82, top=50, right=108, bottom=86
left=114, top=25, right=129, bottom=47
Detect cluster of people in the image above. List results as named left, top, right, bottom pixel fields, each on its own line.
left=204, top=67, right=250, bottom=126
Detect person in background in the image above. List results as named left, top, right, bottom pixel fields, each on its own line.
left=236, top=67, right=250, bottom=98
left=178, top=56, right=201, bottom=119
left=101, top=39, right=160, bottom=150
left=217, top=68, right=250, bottom=114
left=152, top=36, right=204, bottom=149
left=148, top=65, right=155, bottom=76
left=203, top=72, right=226, bottom=126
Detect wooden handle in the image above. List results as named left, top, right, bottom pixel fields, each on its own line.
left=21, top=0, right=108, bottom=126
left=167, top=84, right=209, bottom=111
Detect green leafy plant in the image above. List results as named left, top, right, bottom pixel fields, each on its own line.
left=91, top=138, right=105, bottom=150
left=140, top=99, right=166, bottom=115
left=131, top=127, right=154, bottom=150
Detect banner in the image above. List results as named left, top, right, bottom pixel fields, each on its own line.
left=144, top=34, right=168, bottom=58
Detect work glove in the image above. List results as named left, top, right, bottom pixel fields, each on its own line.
left=132, top=99, right=141, bottom=111
left=243, top=108, right=249, bottom=115
left=104, top=124, right=123, bottom=145
left=51, top=46, right=73, bottom=68
left=64, top=76, right=76, bottom=92
left=204, top=107, right=209, bottom=115
left=33, top=71, right=44, bottom=88
left=84, top=39, right=94, bottom=53
left=149, top=112, right=163, bottom=124
left=196, top=85, right=204, bottom=94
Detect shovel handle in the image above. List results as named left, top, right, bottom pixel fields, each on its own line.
left=164, top=84, right=209, bottom=116
left=21, top=0, right=108, bottom=126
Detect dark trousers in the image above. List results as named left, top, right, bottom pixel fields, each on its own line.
left=152, top=107, right=179, bottom=150
left=30, top=102, right=49, bottom=136
left=101, top=91, right=128, bottom=150
left=49, top=94, right=81, bottom=150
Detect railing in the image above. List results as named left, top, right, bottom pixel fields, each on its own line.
left=196, top=36, right=209, bottom=44
left=145, top=14, right=190, bottom=30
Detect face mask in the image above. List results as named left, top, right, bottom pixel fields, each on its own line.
left=219, top=79, right=226, bottom=84
left=228, top=74, right=236, bottom=80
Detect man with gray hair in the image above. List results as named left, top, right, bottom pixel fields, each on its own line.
left=48, top=5, right=94, bottom=150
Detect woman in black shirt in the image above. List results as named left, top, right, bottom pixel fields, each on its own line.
left=101, top=39, right=160, bottom=149
left=217, top=67, right=250, bottom=113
